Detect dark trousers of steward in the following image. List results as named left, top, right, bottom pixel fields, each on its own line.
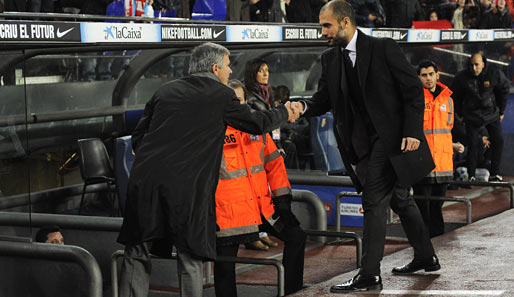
left=214, top=215, right=307, bottom=297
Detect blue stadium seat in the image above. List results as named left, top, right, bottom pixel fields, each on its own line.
left=125, top=109, right=144, bottom=134
left=115, top=136, right=135, bottom=213
left=310, top=112, right=345, bottom=174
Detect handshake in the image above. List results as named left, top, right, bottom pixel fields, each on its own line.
left=284, top=101, right=304, bottom=123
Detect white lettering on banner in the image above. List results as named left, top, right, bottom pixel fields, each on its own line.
left=373, top=30, right=393, bottom=38
left=494, top=30, right=513, bottom=39
left=371, top=30, right=406, bottom=40
left=305, top=29, right=317, bottom=39
left=0, top=24, right=18, bottom=38
left=30, top=24, right=54, bottom=39
left=162, top=27, right=213, bottom=40
left=441, top=31, right=467, bottom=40
left=20, top=24, right=29, bottom=38
left=284, top=28, right=320, bottom=40
left=340, top=203, right=364, bottom=216
left=285, top=28, right=299, bottom=39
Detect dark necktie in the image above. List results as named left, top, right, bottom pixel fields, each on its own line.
left=343, top=49, right=353, bottom=69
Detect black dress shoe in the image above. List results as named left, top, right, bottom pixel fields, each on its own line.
left=330, top=274, right=383, bottom=292
left=392, top=255, right=440, bottom=274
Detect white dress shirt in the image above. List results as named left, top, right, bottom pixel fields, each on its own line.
left=342, top=30, right=358, bottom=67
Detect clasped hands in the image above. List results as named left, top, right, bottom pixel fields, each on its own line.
left=284, top=101, right=304, bottom=123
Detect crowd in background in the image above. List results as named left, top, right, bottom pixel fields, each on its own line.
left=0, top=0, right=511, bottom=179
left=0, top=0, right=513, bottom=29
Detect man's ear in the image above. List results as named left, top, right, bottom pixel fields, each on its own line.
left=340, top=16, right=350, bottom=28
left=211, top=63, right=218, bottom=74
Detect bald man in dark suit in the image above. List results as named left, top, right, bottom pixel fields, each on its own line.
left=293, top=0, right=440, bottom=292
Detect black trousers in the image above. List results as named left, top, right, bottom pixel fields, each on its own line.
left=358, top=139, right=435, bottom=276
left=466, top=119, right=504, bottom=176
left=413, top=184, right=447, bottom=238
left=214, top=219, right=306, bottom=297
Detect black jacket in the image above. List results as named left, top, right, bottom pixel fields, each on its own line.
left=285, top=0, right=314, bottom=23
left=117, top=73, right=288, bottom=259
left=80, top=0, right=110, bottom=15
left=384, top=0, right=424, bottom=28
left=451, top=62, right=510, bottom=127
left=247, top=90, right=285, bottom=150
left=479, top=9, right=513, bottom=29
left=247, top=90, right=270, bottom=112
left=350, top=0, right=385, bottom=28
left=303, top=31, right=434, bottom=191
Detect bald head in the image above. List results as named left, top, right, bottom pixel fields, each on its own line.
left=320, top=0, right=356, bottom=25
left=470, top=53, right=485, bottom=76
left=319, top=0, right=357, bottom=47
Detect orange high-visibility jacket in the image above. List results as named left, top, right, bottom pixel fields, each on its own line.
left=215, top=126, right=291, bottom=238
left=423, top=82, right=454, bottom=183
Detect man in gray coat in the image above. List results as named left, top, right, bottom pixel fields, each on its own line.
left=117, top=42, right=296, bottom=297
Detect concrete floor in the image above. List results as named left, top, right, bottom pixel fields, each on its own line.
left=292, top=208, right=514, bottom=297
left=147, top=180, right=514, bottom=297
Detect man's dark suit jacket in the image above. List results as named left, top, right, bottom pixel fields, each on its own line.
left=304, top=30, right=434, bottom=191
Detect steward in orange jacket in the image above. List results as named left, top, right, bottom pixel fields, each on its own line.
left=415, top=61, right=454, bottom=238
left=215, top=126, right=291, bottom=236
left=422, top=81, right=454, bottom=183
left=214, top=125, right=306, bottom=296
left=213, top=77, right=305, bottom=297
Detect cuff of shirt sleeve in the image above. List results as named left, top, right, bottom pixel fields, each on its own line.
left=299, top=100, right=307, bottom=114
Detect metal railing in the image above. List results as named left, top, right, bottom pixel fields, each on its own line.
left=0, top=211, right=123, bottom=231
left=0, top=183, right=111, bottom=210
left=335, top=191, right=362, bottom=232
left=447, top=180, right=514, bottom=208
left=111, top=250, right=286, bottom=297
left=0, top=238, right=102, bottom=297
left=303, top=229, right=362, bottom=268
left=292, top=189, right=327, bottom=243
left=413, top=195, right=472, bottom=224
left=288, top=172, right=354, bottom=187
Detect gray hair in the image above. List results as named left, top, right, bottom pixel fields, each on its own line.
left=188, top=42, right=230, bottom=74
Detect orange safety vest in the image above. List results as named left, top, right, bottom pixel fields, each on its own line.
left=215, top=126, right=291, bottom=238
left=423, top=82, right=454, bottom=183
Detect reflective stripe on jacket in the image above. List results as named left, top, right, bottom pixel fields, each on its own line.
left=215, top=126, right=291, bottom=237
left=423, top=82, right=454, bottom=183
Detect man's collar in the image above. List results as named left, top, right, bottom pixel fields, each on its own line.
left=345, top=29, right=358, bottom=52
left=190, top=72, right=221, bottom=83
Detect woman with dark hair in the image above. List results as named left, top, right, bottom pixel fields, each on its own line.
left=244, top=58, right=272, bottom=111
left=244, top=58, right=300, bottom=168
